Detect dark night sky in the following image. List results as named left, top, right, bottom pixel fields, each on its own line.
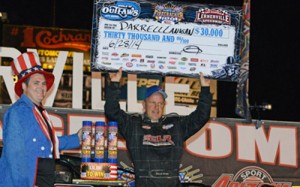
left=0, top=0, right=299, bottom=122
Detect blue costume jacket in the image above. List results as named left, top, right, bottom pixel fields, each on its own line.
left=0, top=94, right=80, bottom=187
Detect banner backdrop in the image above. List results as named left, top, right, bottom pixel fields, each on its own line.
left=0, top=106, right=298, bottom=185
left=91, top=0, right=243, bottom=81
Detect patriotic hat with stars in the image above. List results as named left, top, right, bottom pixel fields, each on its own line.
left=11, top=52, right=55, bottom=97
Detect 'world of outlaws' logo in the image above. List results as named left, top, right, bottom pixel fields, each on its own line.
left=101, top=1, right=140, bottom=21
left=212, top=166, right=292, bottom=187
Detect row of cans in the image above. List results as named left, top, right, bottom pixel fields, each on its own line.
left=81, top=120, right=118, bottom=163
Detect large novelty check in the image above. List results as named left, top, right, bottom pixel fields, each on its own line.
left=91, top=1, right=243, bottom=81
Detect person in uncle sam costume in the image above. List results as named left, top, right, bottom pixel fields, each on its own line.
left=0, top=52, right=82, bottom=187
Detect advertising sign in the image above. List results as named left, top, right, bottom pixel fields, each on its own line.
left=0, top=108, right=299, bottom=185
left=0, top=25, right=92, bottom=107
left=91, top=0, right=243, bottom=81
left=0, top=47, right=217, bottom=117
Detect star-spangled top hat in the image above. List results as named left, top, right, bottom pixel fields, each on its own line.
left=11, top=52, right=55, bottom=97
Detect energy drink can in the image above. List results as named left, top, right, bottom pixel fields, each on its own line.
left=107, top=121, right=118, bottom=164
left=94, top=121, right=106, bottom=162
left=81, top=120, right=92, bottom=162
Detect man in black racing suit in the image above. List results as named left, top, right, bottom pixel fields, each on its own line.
left=105, top=68, right=212, bottom=187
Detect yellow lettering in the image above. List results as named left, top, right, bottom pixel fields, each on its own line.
left=82, top=149, right=91, bottom=155
left=137, top=78, right=148, bottom=87
left=95, top=150, right=104, bottom=154
left=87, top=170, right=105, bottom=178
left=108, top=150, right=117, bottom=155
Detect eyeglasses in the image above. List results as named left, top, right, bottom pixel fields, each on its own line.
left=147, top=101, right=165, bottom=107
